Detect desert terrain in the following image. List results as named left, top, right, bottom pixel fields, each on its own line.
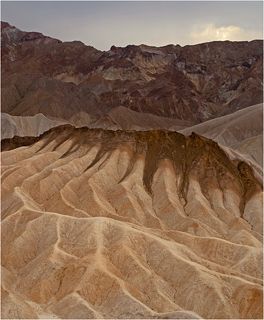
left=1, top=21, right=263, bottom=319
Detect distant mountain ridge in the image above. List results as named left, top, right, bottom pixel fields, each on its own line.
left=1, top=21, right=263, bottom=124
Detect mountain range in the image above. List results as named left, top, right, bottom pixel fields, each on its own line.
left=1, top=22, right=263, bottom=319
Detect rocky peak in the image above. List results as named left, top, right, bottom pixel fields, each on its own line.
left=1, top=21, right=61, bottom=47
left=1, top=21, right=13, bottom=29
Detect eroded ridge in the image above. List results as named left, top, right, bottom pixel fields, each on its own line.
left=1, top=126, right=263, bottom=319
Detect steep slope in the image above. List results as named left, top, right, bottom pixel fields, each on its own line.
left=234, top=135, right=263, bottom=167
left=1, top=113, right=67, bottom=139
left=1, top=22, right=263, bottom=123
left=1, top=126, right=263, bottom=319
left=180, top=104, right=263, bottom=166
left=91, top=106, right=194, bottom=130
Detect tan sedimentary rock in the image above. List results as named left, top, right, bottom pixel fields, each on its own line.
left=1, top=126, right=263, bottom=319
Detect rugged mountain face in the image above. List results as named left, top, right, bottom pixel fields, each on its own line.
left=1, top=126, right=263, bottom=319
left=1, top=22, right=263, bottom=123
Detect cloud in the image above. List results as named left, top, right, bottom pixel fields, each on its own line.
left=190, top=24, right=261, bottom=43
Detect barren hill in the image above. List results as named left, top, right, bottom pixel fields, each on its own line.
left=1, top=126, right=263, bottom=319
left=1, top=20, right=263, bottom=320
left=1, top=113, right=67, bottom=139
left=180, top=104, right=263, bottom=166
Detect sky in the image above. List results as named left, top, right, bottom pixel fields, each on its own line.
left=1, top=1, right=263, bottom=50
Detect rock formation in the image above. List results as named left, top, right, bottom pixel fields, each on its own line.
left=1, top=22, right=263, bottom=124
left=1, top=21, right=263, bottom=320
left=1, top=126, right=263, bottom=319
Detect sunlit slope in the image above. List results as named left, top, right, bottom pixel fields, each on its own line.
left=1, top=126, right=263, bottom=319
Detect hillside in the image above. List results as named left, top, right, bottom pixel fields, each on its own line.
left=180, top=104, right=263, bottom=166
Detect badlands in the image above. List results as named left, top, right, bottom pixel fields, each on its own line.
left=1, top=21, right=263, bottom=319
left=1, top=127, right=263, bottom=319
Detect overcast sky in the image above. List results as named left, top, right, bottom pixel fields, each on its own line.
left=1, top=1, right=263, bottom=50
